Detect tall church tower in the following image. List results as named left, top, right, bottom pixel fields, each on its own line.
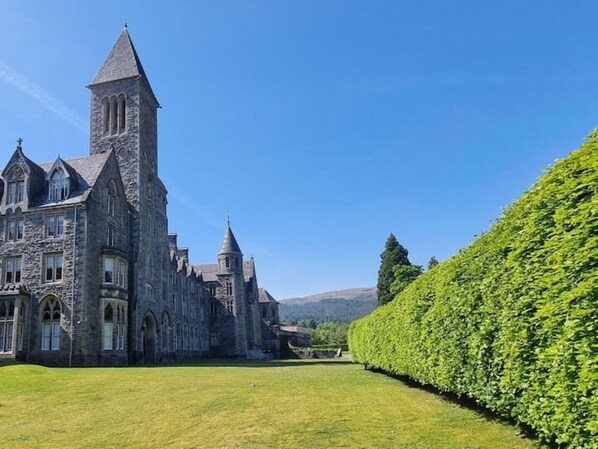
left=88, top=27, right=169, bottom=363
left=88, top=26, right=159, bottom=207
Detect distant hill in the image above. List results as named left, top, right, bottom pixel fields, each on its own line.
left=279, top=287, right=377, bottom=323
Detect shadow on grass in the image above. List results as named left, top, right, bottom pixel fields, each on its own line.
left=364, top=365, right=562, bottom=449
left=136, top=358, right=354, bottom=369
left=0, top=358, right=354, bottom=370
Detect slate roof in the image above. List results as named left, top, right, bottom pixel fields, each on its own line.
left=219, top=225, right=242, bottom=254
left=258, top=288, right=278, bottom=304
left=193, top=260, right=256, bottom=283
left=33, top=151, right=112, bottom=206
left=193, top=263, right=219, bottom=282
left=91, top=27, right=149, bottom=86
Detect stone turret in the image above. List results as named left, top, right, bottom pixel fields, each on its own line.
left=217, top=223, right=243, bottom=274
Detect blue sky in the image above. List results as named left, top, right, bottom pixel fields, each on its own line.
left=1, top=1, right=597, bottom=298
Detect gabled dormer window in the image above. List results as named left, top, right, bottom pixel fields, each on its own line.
left=7, top=181, right=24, bottom=204
left=49, top=168, right=69, bottom=201
left=4, top=164, right=25, bottom=206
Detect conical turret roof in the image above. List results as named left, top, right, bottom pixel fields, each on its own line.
left=90, top=27, right=153, bottom=91
left=218, top=225, right=242, bottom=255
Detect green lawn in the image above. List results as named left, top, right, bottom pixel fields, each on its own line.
left=0, top=358, right=546, bottom=448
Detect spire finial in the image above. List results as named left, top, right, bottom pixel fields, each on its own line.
left=227, top=210, right=230, bottom=227
left=124, top=21, right=128, bottom=29
left=16, top=138, right=23, bottom=150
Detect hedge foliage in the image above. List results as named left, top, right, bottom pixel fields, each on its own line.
left=349, top=135, right=598, bottom=447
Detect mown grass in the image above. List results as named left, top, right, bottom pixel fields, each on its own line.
left=0, top=358, right=547, bottom=448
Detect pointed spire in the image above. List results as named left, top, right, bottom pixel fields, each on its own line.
left=218, top=223, right=242, bottom=255
left=90, top=27, right=151, bottom=88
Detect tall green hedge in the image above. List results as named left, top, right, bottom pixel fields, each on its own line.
left=349, top=134, right=598, bottom=447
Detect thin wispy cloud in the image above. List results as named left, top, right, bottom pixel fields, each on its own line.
left=0, top=59, right=86, bottom=133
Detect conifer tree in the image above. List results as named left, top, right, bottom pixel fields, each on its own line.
left=376, top=233, right=411, bottom=306
left=427, top=256, right=439, bottom=270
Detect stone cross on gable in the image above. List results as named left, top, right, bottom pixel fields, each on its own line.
left=17, top=138, right=23, bottom=149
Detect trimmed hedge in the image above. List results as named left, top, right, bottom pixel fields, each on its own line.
left=349, top=134, right=598, bottom=447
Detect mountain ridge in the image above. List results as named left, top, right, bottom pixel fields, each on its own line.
left=279, top=287, right=377, bottom=322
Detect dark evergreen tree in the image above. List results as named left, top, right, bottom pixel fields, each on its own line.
left=427, top=256, right=439, bottom=270
left=376, top=233, right=411, bottom=306
left=390, top=264, right=423, bottom=297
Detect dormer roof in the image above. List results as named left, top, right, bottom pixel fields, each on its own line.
left=3, top=141, right=45, bottom=180
left=46, top=156, right=78, bottom=181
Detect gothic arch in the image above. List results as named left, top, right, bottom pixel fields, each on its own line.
left=40, top=295, right=62, bottom=352
left=142, top=311, right=158, bottom=364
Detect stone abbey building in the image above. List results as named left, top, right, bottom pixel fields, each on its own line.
left=0, top=28, right=280, bottom=366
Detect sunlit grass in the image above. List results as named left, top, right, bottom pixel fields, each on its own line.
left=0, top=358, right=546, bottom=448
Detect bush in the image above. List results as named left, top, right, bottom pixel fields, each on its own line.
left=349, top=134, right=598, bottom=447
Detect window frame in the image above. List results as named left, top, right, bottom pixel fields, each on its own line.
left=103, top=257, right=127, bottom=288
left=49, top=169, right=69, bottom=202
left=46, top=214, right=66, bottom=238
left=4, top=256, right=22, bottom=284
left=43, top=253, right=64, bottom=283
left=107, top=225, right=116, bottom=247
left=41, top=297, right=61, bottom=351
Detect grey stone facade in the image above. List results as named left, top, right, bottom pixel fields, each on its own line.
left=0, top=28, right=275, bottom=366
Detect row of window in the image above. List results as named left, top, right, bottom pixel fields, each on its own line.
left=3, top=254, right=63, bottom=285
left=219, top=256, right=240, bottom=269
left=5, top=171, right=68, bottom=205
left=5, top=169, right=120, bottom=209
left=2, top=297, right=128, bottom=354
left=207, top=281, right=233, bottom=297
left=209, top=299, right=235, bottom=317
left=1, top=295, right=211, bottom=355
left=102, top=95, right=126, bottom=136
left=4, top=214, right=64, bottom=242
left=3, top=254, right=129, bottom=286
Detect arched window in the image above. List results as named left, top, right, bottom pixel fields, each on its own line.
left=103, top=303, right=114, bottom=350
left=225, top=257, right=230, bottom=268
left=17, top=302, right=25, bottom=351
left=49, top=168, right=69, bottom=201
left=107, top=181, right=117, bottom=216
left=146, top=253, right=153, bottom=277
left=110, top=96, right=118, bottom=135
left=0, top=300, right=15, bottom=352
left=184, top=325, right=190, bottom=351
left=118, top=94, right=126, bottom=132
left=102, top=97, right=110, bottom=135
left=175, top=323, right=181, bottom=351
left=5, top=164, right=25, bottom=206
left=117, top=305, right=125, bottom=351
left=161, top=312, right=170, bottom=351
left=41, top=297, right=61, bottom=351
left=146, top=283, right=155, bottom=299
